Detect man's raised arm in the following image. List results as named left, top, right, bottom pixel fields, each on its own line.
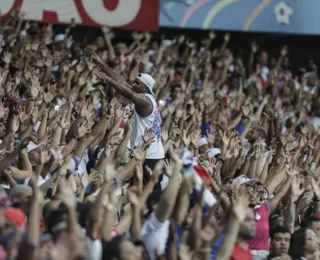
left=97, top=73, right=152, bottom=117
left=92, top=51, right=127, bottom=85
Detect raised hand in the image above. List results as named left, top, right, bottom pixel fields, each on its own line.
left=170, top=128, right=181, bottom=142
left=4, top=82, right=13, bottom=95
left=220, top=130, right=231, bottom=147
left=80, top=100, right=94, bottom=119
left=40, top=148, right=52, bottom=164
left=57, top=177, right=76, bottom=209
left=31, top=106, right=39, bottom=124
left=251, top=42, right=259, bottom=53
left=241, top=105, right=251, bottom=117
left=77, top=120, right=91, bottom=138
left=142, top=128, right=155, bottom=146
left=286, top=165, right=300, bottom=178
left=133, top=148, right=145, bottom=162
left=127, top=190, right=141, bottom=207
left=44, top=83, right=57, bottom=104
left=31, top=41, right=39, bottom=52
left=190, top=130, right=201, bottom=148
left=29, top=76, right=41, bottom=99
left=291, top=176, right=304, bottom=202
left=19, top=106, right=33, bottom=124
left=91, top=51, right=104, bottom=67
left=2, top=52, right=12, bottom=64
left=87, top=169, right=100, bottom=184
left=44, top=55, right=53, bottom=67
left=169, top=147, right=182, bottom=164
left=0, top=100, right=8, bottom=118
left=311, top=178, right=320, bottom=200
left=57, top=109, right=69, bottom=129
left=224, top=33, right=230, bottom=42
left=0, top=68, right=8, bottom=86
left=161, top=128, right=169, bottom=143
left=208, top=30, right=216, bottom=39
left=231, top=185, right=249, bottom=222
left=95, top=71, right=111, bottom=84
left=280, top=45, right=288, bottom=56
left=181, top=130, right=190, bottom=147
left=148, top=160, right=165, bottom=183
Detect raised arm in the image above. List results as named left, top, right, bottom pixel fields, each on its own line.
left=97, top=73, right=152, bottom=115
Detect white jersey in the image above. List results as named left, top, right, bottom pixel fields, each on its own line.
left=128, top=94, right=164, bottom=159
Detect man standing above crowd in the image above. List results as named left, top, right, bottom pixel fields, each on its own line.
left=92, top=53, right=165, bottom=190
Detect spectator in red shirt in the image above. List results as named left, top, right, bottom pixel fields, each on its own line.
left=211, top=193, right=256, bottom=260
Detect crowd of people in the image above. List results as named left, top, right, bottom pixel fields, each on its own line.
left=0, top=10, right=320, bottom=260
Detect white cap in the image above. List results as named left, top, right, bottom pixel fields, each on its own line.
left=147, top=50, right=156, bottom=56
left=198, top=137, right=208, bottom=147
left=232, top=175, right=254, bottom=186
left=137, top=73, right=155, bottom=95
left=27, top=142, right=42, bottom=152
left=206, top=148, right=221, bottom=158
left=54, top=34, right=65, bottom=43
left=162, top=39, right=172, bottom=47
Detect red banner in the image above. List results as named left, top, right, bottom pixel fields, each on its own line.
left=0, top=0, right=159, bottom=31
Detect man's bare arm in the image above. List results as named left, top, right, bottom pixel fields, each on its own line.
left=92, top=52, right=126, bottom=84
left=102, top=76, right=153, bottom=117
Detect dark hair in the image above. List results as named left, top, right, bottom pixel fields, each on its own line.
left=267, top=252, right=281, bottom=260
left=270, top=226, right=291, bottom=241
left=289, top=228, right=307, bottom=259
left=46, top=204, right=68, bottom=241
left=102, top=235, right=126, bottom=260
left=170, top=84, right=182, bottom=92
left=306, top=217, right=320, bottom=228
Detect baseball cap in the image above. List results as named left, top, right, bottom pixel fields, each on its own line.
left=4, top=207, right=26, bottom=228
left=206, top=148, right=221, bottom=159
left=198, top=137, right=208, bottom=147
left=136, top=73, right=155, bottom=95
left=54, top=34, right=65, bottom=43
left=10, top=185, right=32, bottom=200
left=232, top=175, right=255, bottom=186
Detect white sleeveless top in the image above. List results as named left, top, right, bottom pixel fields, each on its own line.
left=128, top=94, right=164, bottom=159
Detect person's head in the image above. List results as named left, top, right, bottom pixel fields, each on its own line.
left=198, top=137, right=209, bottom=154
left=269, top=213, right=284, bottom=230
left=244, top=183, right=257, bottom=206
left=132, top=74, right=155, bottom=95
left=247, top=127, right=266, bottom=143
left=170, top=84, right=182, bottom=100
left=10, top=185, right=33, bottom=213
left=289, top=228, right=318, bottom=259
left=46, top=204, right=68, bottom=242
left=115, top=43, right=127, bottom=56
left=258, top=51, right=268, bottom=66
left=221, top=177, right=234, bottom=198
left=102, top=235, right=143, bottom=260
left=238, top=208, right=256, bottom=241
left=95, top=36, right=105, bottom=49
left=3, top=207, right=26, bottom=229
left=282, top=57, right=290, bottom=69
left=255, top=183, right=268, bottom=205
left=270, top=57, right=277, bottom=69
left=306, top=57, right=317, bottom=72
left=307, top=217, right=320, bottom=238
left=270, top=226, right=291, bottom=255
left=174, top=61, right=186, bottom=75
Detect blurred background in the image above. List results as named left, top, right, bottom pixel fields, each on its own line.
left=2, top=0, right=320, bottom=70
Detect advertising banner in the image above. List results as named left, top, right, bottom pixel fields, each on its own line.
left=0, top=0, right=159, bottom=31
left=159, top=0, right=320, bottom=35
